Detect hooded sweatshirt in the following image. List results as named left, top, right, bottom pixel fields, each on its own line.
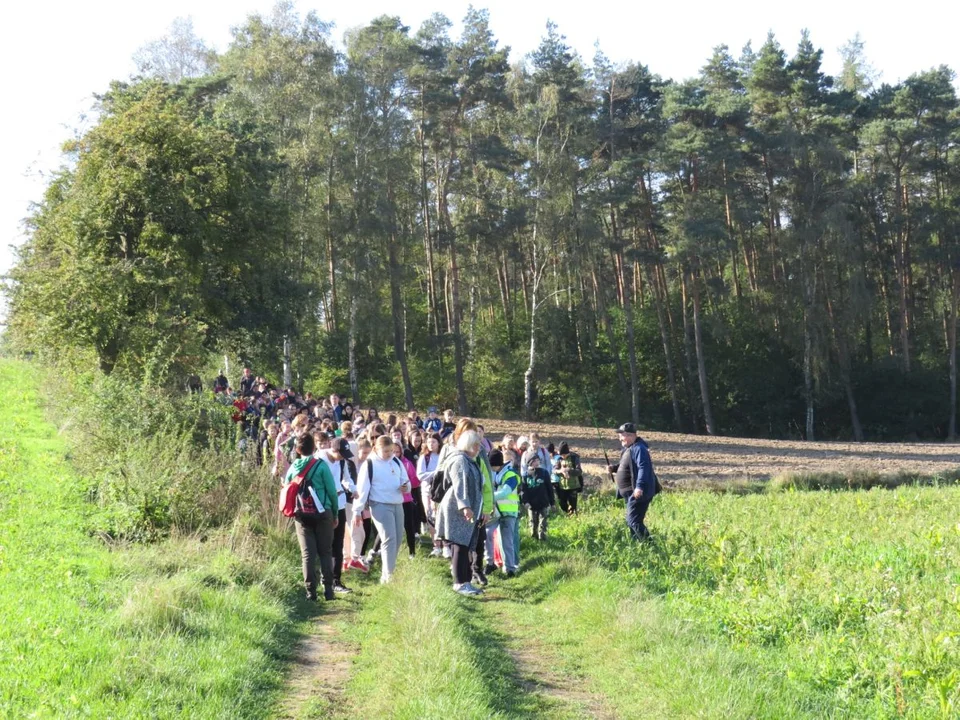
left=285, top=455, right=338, bottom=516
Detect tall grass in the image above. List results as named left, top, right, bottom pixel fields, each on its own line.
left=554, top=487, right=960, bottom=717
left=0, top=359, right=313, bottom=718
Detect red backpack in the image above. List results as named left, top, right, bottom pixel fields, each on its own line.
left=279, top=458, right=323, bottom=518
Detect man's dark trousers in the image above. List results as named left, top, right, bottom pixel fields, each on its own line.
left=626, top=494, right=651, bottom=540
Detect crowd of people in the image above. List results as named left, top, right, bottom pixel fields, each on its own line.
left=215, top=366, right=657, bottom=601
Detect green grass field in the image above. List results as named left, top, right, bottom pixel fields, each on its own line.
left=0, top=359, right=318, bottom=719
left=332, top=487, right=960, bottom=718
left=3, top=356, right=960, bottom=718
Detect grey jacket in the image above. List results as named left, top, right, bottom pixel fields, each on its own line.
left=435, top=450, right=483, bottom=548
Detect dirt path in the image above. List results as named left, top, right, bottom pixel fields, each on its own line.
left=275, top=604, right=357, bottom=720
left=475, top=417, right=960, bottom=486
left=480, top=566, right=618, bottom=720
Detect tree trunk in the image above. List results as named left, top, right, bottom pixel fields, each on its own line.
left=802, top=271, right=816, bottom=441
left=348, top=285, right=360, bottom=405
left=680, top=268, right=700, bottom=431
left=388, top=241, right=415, bottom=410
left=524, top=270, right=538, bottom=420
left=950, top=269, right=959, bottom=440
left=326, top=155, right=338, bottom=332
left=646, top=265, right=683, bottom=431
left=449, top=239, right=468, bottom=415
left=282, top=335, right=293, bottom=388
left=419, top=112, right=440, bottom=336
left=689, top=266, right=716, bottom=435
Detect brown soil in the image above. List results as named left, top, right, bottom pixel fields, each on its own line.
left=474, top=417, right=960, bottom=487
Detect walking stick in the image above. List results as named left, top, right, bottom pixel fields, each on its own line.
left=585, top=394, right=614, bottom=481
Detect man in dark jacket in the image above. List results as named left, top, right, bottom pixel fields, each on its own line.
left=609, top=423, right=657, bottom=541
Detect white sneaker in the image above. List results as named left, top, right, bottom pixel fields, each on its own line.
left=380, top=574, right=393, bottom=585
left=429, top=548, right=443, bottom=557
left=442, top=546, right=452, bottom=559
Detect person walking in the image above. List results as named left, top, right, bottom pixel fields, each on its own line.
left=284, top=434, right=339, bottom=601
left=520, top=450, right=555, bottom=541
left=435, top=430, right=485, bottom=596
left=322, top=438, right=357, bottom=593
left=352, top=436, right=409, bottom=583
left=485, top=450, right=521, bottom=577
left=609, top=422, right=659, bottom=541
left=552, top=442, right=584, bottom=515
left=417, top=433, right=443, bottom=556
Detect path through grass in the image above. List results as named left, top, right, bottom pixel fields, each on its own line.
left=0, top=359, right=316, bottom=719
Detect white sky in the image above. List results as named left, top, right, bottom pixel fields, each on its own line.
left=2, top=0, right=958, bottom=320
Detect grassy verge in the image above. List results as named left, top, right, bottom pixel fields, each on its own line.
left=337, top=484, right=960, bottom=719
left=334, top=536, right=828, bottom=718
left=0, top=359, right=314, bottom=718
left=555, top=489, right=960, bottom=718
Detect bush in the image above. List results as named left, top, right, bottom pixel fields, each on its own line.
left=48, top=364, right=268, bottom=541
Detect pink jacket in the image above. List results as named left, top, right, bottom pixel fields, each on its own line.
left=400, top=455, right=419, bottom=502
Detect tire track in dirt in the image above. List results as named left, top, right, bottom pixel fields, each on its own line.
left=479, top=564, right=619, bottom=720
left=275, top=604, right=357, bottom=720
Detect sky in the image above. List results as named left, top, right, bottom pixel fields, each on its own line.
left=2, top=0, right=958, bottom=320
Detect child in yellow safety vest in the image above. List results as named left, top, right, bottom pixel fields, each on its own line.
left=485, top=450, right=521, bottom=576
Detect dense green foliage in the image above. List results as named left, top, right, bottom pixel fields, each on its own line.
left=0, top=359, right=315, bottom=719
left=6, top=6, right=960, bottom=440
left=557, top=487, right=960, bottom=717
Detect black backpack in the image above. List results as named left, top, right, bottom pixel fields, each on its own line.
left=430, top=469, right=451, bottom=504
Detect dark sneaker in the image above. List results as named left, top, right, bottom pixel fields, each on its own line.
left=484, top=563, right=497, bottom=576
left=472, top=571, right=488, bottom=587
left=306, top=590, right=318, bottom=601
left=324, top=586, right=336, bottom=601
left=333, top=583, right=352, bottom=594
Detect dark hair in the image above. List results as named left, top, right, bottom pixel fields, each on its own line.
left=386, top=413, right=398, bottom=427
left=297, top=434, right=315, bottom=457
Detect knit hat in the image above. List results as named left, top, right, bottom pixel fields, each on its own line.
left=558, top=442, right=570, bottom=455
left=488, top=449, right=504, bottom=467
left=522, top=449, right=540, bottom=467
left=517, top=435, right=529, bottom=449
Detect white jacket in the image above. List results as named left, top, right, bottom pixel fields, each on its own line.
left=353, top=455, right=407, bottom=519
left=318, top=450, right=358, bottom=512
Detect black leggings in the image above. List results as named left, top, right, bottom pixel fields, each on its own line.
left=402, top=501, right=418, bottom=555
left=451, top=543, right=472, bottom=585
left=411, top=485, right=427, bottom=524
left=362, top=517, right=375, bottom=555
left=333, top=508, right=346, bottom=582
left=473, top=521, right=486, bottom=574
left=556, top=488, right=580, bottom=514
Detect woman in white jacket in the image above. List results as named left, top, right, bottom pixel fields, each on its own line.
left=352, top=435, right=409, bottom=583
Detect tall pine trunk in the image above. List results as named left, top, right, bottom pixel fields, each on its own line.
left=388, top=241, right=415, bottom=410
left=689, top=265, right=716, bottom=435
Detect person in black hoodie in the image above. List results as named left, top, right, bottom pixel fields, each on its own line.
left=520, top=450, right=555, bottom=541
left=552, top=442, right=584, bottom=515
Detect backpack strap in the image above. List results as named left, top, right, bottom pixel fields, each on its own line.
left=297, top=457, right=318, bottom=480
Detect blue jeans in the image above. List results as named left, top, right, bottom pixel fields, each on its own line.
left=626, top=495, right=651, bottom=540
